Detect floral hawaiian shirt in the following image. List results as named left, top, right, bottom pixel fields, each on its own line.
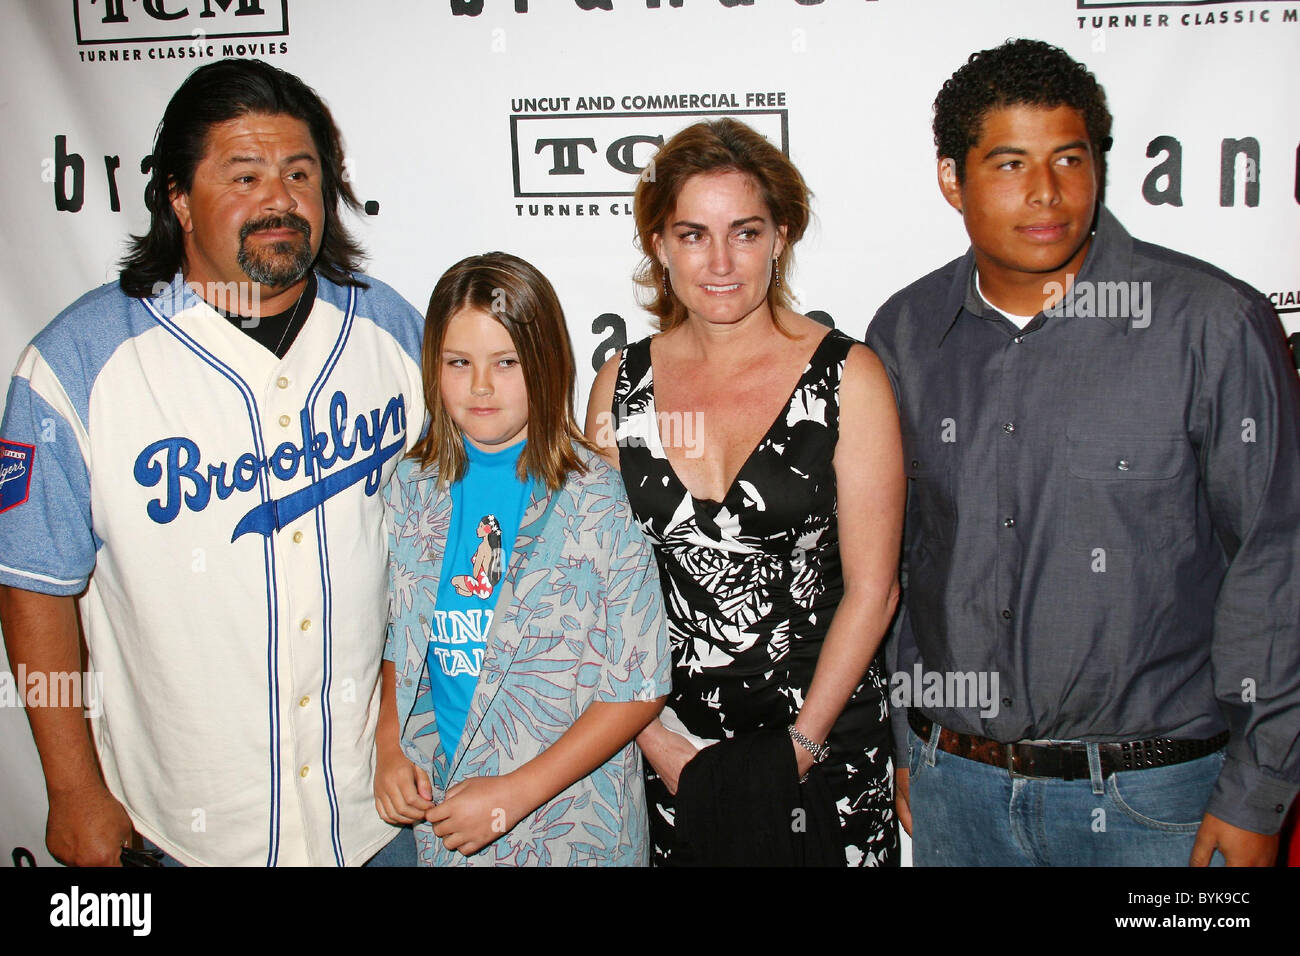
left=384, top=443, right=670, bottom=866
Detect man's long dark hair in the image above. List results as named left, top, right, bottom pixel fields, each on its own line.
left=120, top=58, right=367, bottom=297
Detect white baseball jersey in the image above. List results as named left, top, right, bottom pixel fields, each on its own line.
left=0, top=271, right=426, bottom=866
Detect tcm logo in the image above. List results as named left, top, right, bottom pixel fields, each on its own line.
left=74, top=0, right=288, bottom=45
left=511, top=110, right=788, bottom=198
left=1076, top=0, right=1283, bottom=7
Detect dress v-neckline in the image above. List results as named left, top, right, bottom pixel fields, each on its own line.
left=646, top=329, right=836, bottom=508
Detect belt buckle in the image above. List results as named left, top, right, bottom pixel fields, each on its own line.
left=1007, top=741, right=1046, bottom=779
left=1007, top=740, right=1076, bottom=780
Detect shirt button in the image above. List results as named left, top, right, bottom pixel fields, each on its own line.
left=299, top=765, right=310, bottom=778
left=403, top=678, right=413, bottom=688
left=1117, top=459, right=1131, bottom=471
left=292, top=531, right=304, bottom=543
left=1003, top=422, right=1016, bottom=434
left=910, top=459, right=920, bottom=470
left=1001, top=608, right=1013, bottom=620
left=278, top=414, right=291, bottom=427
left=1003, top=517, right=1016, bottom=528
left=300, top=619, right=312, bottom=632
left=277, top=376, right=290, bottom=390
left=1013, top=335, right=1024, bottom=344
left=1276, top=804, right=1287, bottom=814
left=298, top=695, right=310, bottom=708
left=1002, top=697, right=1013, bottom=708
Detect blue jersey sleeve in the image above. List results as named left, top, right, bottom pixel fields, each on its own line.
left=0, top=356, right=96, bottom=595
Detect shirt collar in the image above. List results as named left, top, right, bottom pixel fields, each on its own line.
left=147, top=271, right=204, bottom=321
left=407, top=437, right=529, bottom=484
left=149, top=268, right=325, bottom=322
left=404, top=444, right=553, bottom=531
left=935, top=248, right=977, bottom=348
left=935, top=205, right=1135, bottom=348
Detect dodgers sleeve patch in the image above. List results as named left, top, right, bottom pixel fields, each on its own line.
left=0, top=440, right=35, bottom=514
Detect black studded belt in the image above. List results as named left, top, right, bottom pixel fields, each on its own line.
left=908, top=710, right=1228, bottom=780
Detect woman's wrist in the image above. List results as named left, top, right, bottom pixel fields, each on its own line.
left=788, top=722, right=829, bottom=780
left=635, top=716, right=668, bottom=750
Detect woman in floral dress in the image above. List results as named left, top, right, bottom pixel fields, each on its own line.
left=585, top=119, right=905, bottom=866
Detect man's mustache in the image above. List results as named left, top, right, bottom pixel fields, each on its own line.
left=240, top=213, right=312, bottom=243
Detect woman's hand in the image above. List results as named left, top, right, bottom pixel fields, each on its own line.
left=791, top=736, right=817, bottom=780
left=426, top=775, right=526, bottom=856
left=638, top=719, right=700, bottom=796
left=374, top=741, right=434, bottom=825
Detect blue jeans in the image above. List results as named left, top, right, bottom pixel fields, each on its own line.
left=139, top=836, right=186, bottom=867
left=907, top=726, right=1226, bottom=866
left=363, top=825, right=418, bottom=867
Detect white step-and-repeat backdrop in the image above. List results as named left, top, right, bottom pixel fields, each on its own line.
left=2, top=0, right=1297, bottom=866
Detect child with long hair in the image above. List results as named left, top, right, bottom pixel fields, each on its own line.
left=376, top=252, right=669, bottom=866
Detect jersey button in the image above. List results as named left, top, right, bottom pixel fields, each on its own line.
left=278, top=414, right=291, bottom=428
left=298, top=696, right=310, bottom=708
left=299, top=765, right=310, bottom=778
left=277, top=376, right=290, bottom=390
left=292, top=531, right=304, bottom=543
left=300, top=619, right=312, bottom=632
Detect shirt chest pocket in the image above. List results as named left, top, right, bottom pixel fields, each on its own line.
left=903, top=431, right=957, bottom=552
left=1065, top=435, right=1193, bottom=551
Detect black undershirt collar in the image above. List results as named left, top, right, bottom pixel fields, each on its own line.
left=216, top=272, right=317, bottom=359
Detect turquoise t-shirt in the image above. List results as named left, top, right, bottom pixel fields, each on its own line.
left=426, top=438, right=534, bottom=762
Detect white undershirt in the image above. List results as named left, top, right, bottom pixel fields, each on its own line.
left=975, top=271, right=1038, bottom=329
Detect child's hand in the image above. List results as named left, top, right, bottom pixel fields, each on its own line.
left=374, top=745, right=435, bottom=825
left=426, top=775, right=526, bottom=856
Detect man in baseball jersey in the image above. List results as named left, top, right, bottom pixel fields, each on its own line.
left=0, top=60, right=425, bottom=866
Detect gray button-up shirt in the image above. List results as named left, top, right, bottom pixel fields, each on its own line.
left=866, top=206, right=1300, bottom=833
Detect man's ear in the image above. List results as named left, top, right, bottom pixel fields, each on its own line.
left=938, top=157, right=964, bottom=214
left=169, top=181, right=194, bottom=234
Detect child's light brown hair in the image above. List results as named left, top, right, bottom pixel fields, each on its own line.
left=410, top=251, right=592, bottom=491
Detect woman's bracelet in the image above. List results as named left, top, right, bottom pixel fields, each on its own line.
left=788, top=724, right=830, bottom=782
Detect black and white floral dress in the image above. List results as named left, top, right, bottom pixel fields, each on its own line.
left=612, top=329, right=897, bottom=866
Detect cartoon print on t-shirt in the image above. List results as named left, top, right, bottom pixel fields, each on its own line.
left=451, top=514, right=502, bottom=599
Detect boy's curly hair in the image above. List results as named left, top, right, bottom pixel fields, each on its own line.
left=933, top=38, right=1112, bottom=183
